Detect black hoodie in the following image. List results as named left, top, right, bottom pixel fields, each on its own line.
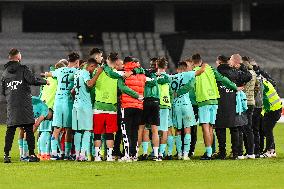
left=1, top=61, right=47, bottom=126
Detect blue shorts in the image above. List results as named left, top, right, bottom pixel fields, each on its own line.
left=52, top=99, right=73, bottom=128
left=39, top=120, right=52, bottom=132
left=174, top=103, right=196, bottom=130
left=159, top=109, right=169, bottom=132
left=198, top=105, right=218, bottom=125
left=72, top=106, right=93, bottom=131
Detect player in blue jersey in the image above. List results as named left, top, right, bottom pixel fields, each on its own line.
left=19, top=96, right=53, bottom=161
left=72, top=58, right=99, bottom=161
left=170, top=61, right=206, bottom=160
left=42, top=52, right=80, bottom=160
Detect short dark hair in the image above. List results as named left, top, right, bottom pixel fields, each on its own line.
left=68, top=52, right=80, bottom=62
left=156, top=57, right=168, bottom=69
left=191, top=53, right=202, bottom=63
left=150, top=57, right=158, bottom=63
left=177, top=61, right=188, bottom=69
left=87, top=58, right=98, bottom=65
left=89, top=48, right=103, bottom=56
left=149, top=57, right=158, bottom=68
left=242, top=56, right=250, bottom=62
left=124, top=56, right=134, bottom=63
left=108, top=52, right=119, bottom=62
left=9, top=48, right=20, bottom=57
left=217, top=55, right=229, bottom=64
left=79, top=59, right=86, bottom=67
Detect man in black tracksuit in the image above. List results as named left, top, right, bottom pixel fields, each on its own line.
left=1, top=49, right=48, bottom=163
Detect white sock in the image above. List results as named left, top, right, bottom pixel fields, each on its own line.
left=80, top=150, right=86, bottom=158
left=52, top=150, right=57, bottom=156
left=184, top=151, right=189, bottom=157
left=107, top=148, right=113, bottom=158
left=75, top=151, right=80, bottom=158
left=153, top=147, right=159, bottom=157
left=95, top=147, right=101, bottom=157
left=19, top=148, right=23, bottom=157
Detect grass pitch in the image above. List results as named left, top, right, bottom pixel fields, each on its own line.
left=0, top=124, right=284, bottom=189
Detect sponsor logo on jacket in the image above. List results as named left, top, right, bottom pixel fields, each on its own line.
left=7, top=80, right=22, bottom=90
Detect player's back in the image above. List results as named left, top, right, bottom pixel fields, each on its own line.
left=53, top=67, right=78, bottom=100
left=73, top=69, right=92, bottom=108
left=171, top=71, right=195, bottom=105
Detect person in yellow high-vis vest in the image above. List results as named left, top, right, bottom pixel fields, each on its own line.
left=261, top=78, right=282, bottom=158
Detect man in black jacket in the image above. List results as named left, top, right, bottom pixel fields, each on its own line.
left=214, top=55, right=252, bottom=159
left=1, top=49, right=48, bottom=163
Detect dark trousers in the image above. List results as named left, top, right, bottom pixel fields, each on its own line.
left=114, top=129, right=122, bottom=154
left=114, top=107, right=122, bottom=155
left=121, top=108, right=142, bottom=157
left=215, top=127, right=239, bottom=156
left=4, top=124, right=35, bottom=156
left=189, top=105, right=199, bottom=153
left=259, top=117, right=265, bottom=153
left=237, top=126, right=244, bottom=156
left=263, top=109, right=282, bottom=151
left=190, top=126, right=197, bottom=153
left=252, top=108, right=262, bottom=154
left=243, top=106, right=255, bottom=155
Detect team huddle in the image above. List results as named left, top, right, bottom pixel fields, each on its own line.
left=1, top=48, right=282, bottom=163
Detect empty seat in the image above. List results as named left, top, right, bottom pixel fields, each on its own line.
left=119, top=32, right=127, bottom=39
left=128, top=33, right=135, bottom=38
left=157, top=50, right=166, bottom=56
left=153, top=33, right=160, bottom=39
left=110, top=32, right=118, bottom=39
left=121, top=44, right=129, bottom=52
left=148, top=51, right=157, bottom=58
left=144, top=32, right=153, bottom=39
left=135, top=33, right=144, bottom=39
left=102, top=32, right=110, bottom=39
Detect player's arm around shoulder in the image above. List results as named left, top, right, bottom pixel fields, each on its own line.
left=118, top=78, right=139, bottom=99
left=157, top=73, right=171, bottom=85
left=194, top=63, right=208, bottom=76
left=103, top=64, right=125, bottom=79
left=87, top=67, right=103, bottom=88
left=213, top=68, right=238, bottom=91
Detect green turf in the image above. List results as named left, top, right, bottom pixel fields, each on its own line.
left=0, top=124, right=284, bottom=189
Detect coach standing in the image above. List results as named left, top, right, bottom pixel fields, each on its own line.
left=1, top=49, right=48, bottom=163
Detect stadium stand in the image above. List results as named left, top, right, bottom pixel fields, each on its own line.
left=0, top=33, right=81, bottom=123
left=180, top=39, right=284, bottom=68
left=102, top=32, right=175, bottom=71
left=0, top=33, right=81, bottom=70
left=179, top=39, right=284, bottom=97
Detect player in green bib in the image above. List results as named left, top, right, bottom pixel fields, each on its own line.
left=92, top=53, right=141, bottom=161
left=191, top=54, right=238, bottom=160
left=72, top=59, right=98, bottom=161
left=155, top=58, right=172, bottom=159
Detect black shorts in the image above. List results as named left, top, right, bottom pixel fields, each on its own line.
left=141, top=98, right=160, bottom=126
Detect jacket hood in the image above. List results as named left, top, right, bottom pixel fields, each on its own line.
left=4, top=61, right=20, bottom=74
left=124, top=61, right=140, bottom=71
